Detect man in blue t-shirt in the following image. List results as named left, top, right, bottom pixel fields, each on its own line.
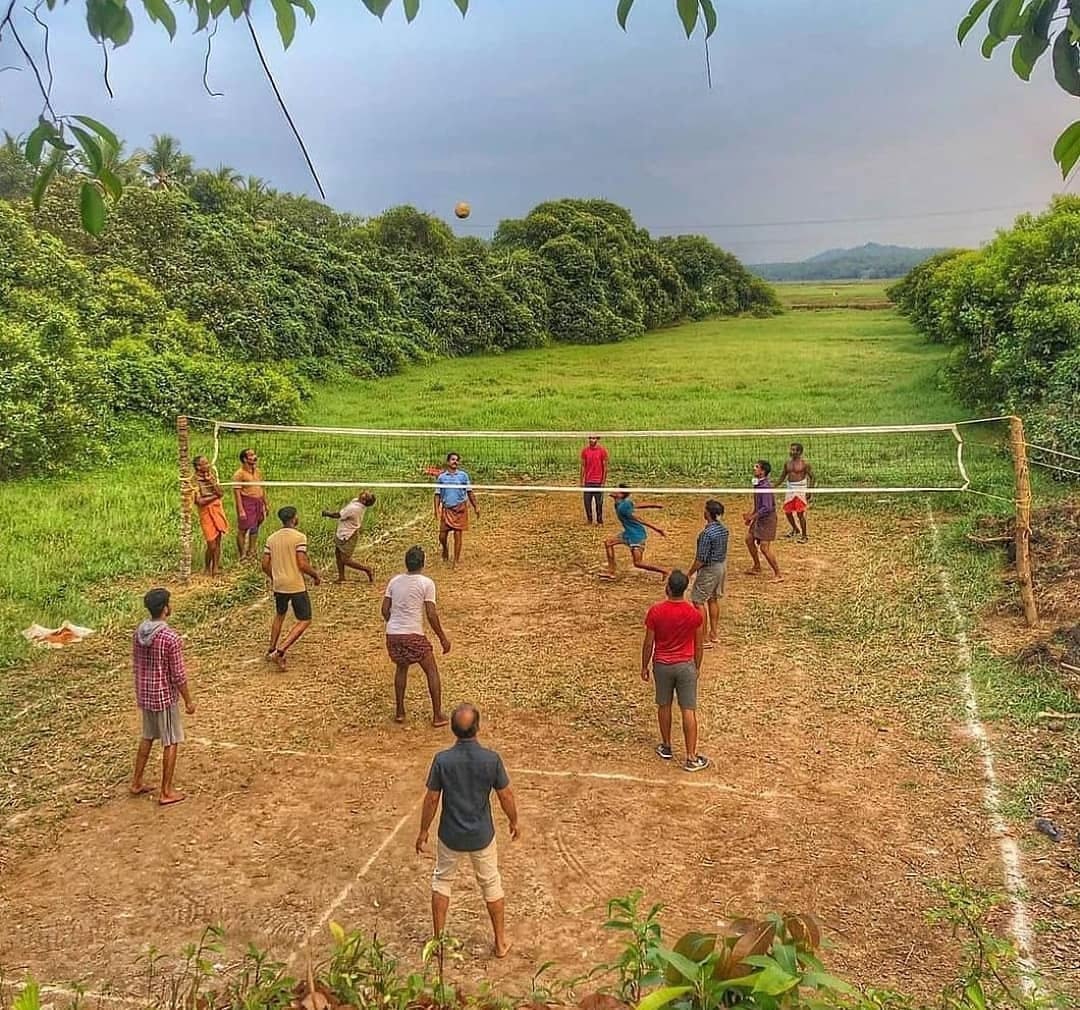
left=600, top=486, right=668, bottom=581
left=417, top=703, right=519, bottom=958
left=434, top=451, right=480, bottom=565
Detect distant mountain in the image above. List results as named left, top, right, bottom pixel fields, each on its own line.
left=751, top=243, right=944, bottom=281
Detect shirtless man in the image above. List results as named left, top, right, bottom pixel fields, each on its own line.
left=777, top=443, right=814, bottom=543
left=233, top=448, right=269, bottom=560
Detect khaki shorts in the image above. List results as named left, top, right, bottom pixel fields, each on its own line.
left=141, top=703, right=184, bottom=746
left=431, top=839, right=503, bottom=901
left=691, top=562, right=726, bottom=603
left=335, top=534, right=357, bottom=558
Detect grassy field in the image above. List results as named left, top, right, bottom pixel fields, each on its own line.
left=773, top=279, right=894, bottom=309
left=3, top=304, right=1077, bottom=995
left=0, top=310, right=956, bottom=672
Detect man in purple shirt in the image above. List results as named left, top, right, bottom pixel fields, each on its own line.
left=743, top=460, right=782, bottom=581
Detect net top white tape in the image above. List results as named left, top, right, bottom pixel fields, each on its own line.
left=209, top=419, right=966, bottom=439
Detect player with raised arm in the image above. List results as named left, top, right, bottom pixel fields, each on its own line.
left=778, top=442, right=814, bottom=543
left=321, top=491, right=376, bottom=583
left=600, top=486, right=668, bottom=581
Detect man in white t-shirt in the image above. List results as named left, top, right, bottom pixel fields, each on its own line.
left=321, top=491, right=376, bottom=584
left=381, top=545, right=451, bottom=727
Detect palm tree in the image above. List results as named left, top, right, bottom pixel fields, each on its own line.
left=140, top=134, right=194, bottom=190
left=239, top=174, right=273, bottom=217
left=212, top=163, right=242, bottom=186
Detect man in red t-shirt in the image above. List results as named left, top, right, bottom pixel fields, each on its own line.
left=579, top=435, right=609, bottom=525
left=641, top=570, right=708, bottom=772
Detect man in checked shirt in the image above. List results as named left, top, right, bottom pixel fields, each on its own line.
left=130, top=588, right=196, bottom=806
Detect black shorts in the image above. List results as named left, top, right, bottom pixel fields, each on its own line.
left=274, top=590, right=312, bottom=621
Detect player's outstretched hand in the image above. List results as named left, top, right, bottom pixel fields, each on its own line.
left=657, top=528, right=667, bottom=538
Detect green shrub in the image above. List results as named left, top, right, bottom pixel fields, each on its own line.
left=0, top=318, right=108, bottom=478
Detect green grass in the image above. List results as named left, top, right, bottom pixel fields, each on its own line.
left=1, top=310, right=956, bottom=671
left=773, top=280, right=893, bottom=309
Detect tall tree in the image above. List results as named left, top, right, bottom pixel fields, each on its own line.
left=139, top=134, right=194, bottom=191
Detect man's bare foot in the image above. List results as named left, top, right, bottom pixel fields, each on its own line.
left=598, top=572, right=616, bottom=581
left=395, top=712, right=407, bottom=724
left=494, top=942, right=512, bottom=959
left=772, top=573, right=784, bottom=582
left=743, top=568, right=762, bottom=576
left=271, top=649, right=287, bottom=671
left=334, top=578, right=346, bottom=584
left=129, top=784, right=154, bottom=796
left=158, top=792, right=185, bottom=806
left=432, top=714, right=449, bottom=728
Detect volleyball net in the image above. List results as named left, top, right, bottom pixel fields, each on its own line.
left=183, top=417, right=1017, bottom=497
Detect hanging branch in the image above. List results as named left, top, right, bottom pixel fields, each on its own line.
left=2, top=2, right=57, bottom=120
left=243, top=10, right=325, bottom=199
left=27, top=2, right=52, bottom=102
left=100, top=40, right=113, bottom=98
left=203, top=22, right=223, bottom=97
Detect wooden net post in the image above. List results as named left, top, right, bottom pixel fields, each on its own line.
left=178, top=415, right=193, bottom=582
left=1009, top=415, right=1038, bottom=628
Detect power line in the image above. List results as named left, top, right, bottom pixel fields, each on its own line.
left=452, top=201, right=1043, bottom=232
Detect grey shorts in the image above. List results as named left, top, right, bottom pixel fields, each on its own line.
left=691, top=562, right=726, bottom=604
left=653, top=661, right=698, bottom=710
left=141, top=703, right=184, bottom=746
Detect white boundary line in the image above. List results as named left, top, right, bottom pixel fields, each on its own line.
left=926, top=507, right=1037, bottom=991
left=285, top=807, right=417, bottom=968
left=13, top=983, right=147, bottom=1007
left=187, top=738, right=799, bottom=800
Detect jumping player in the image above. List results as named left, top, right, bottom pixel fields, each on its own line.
left=600, top=487, right=667, bottom=580
left=777, top=442, right=814, bottom=542
left=435, top=452, right=479, bottom=565
left=743, top=461, right=781, bottom=581
left=321, top=491, right=376, bottom=583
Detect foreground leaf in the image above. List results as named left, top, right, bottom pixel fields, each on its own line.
left=617, top=0, right=634, bottom=30
left=80, top=181, right=107, bottom=236
left=1053, top=29, right=1080, bottom=95
left=676, top=0, right=697, bottom=37
left=635, top=986, right=692, bottom=1010
left=1052, top=119, right=1080, bottom=177
left=270, top=0, right=297, bottom=46
left=958, top=0, right=994, bottom=43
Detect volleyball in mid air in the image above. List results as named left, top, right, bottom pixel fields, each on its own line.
left=454, top=201, right=471, bottom=220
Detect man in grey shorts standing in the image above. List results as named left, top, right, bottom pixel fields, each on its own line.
left=416, top=703, right=519, bottom=957
left=687, top=499, right=728, bottom=648
left=130, top=588, right=196, bottom=806
left=641, top=570, right=708, bottom=771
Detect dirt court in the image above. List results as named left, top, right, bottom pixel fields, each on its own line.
left=0, top=495, right=1016, bottom=998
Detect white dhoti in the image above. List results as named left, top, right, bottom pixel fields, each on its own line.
left=783, top=478, right=809, bottom=513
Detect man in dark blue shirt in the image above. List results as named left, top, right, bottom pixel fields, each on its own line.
left=417, top=703, right=519, bottom=958
left=687, top=499, right=729, bottom=646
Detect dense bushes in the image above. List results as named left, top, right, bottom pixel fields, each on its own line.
left=2, top=144, right=777, bottom=478
left=889, top=198, right=1080, bottom=453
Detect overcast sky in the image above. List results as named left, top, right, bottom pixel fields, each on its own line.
left=2, top=1, right=1076, bottom=261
